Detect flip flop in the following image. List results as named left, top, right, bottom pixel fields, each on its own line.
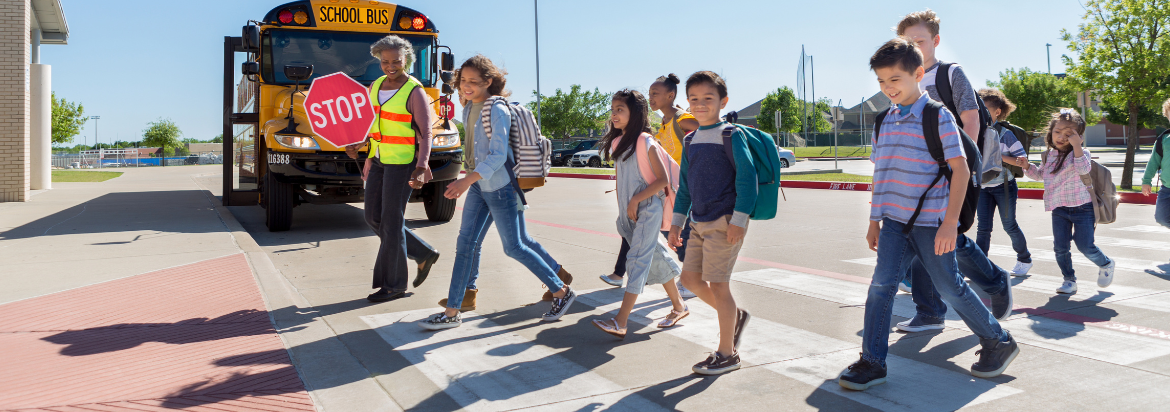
left=592, top=318, right=627, bottom=339
left=657, top=307, right=689, bottom=328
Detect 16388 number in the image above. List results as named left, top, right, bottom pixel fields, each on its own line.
left=268, top=152, right=290, bottom=165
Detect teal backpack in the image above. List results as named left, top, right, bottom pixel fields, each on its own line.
left=684, top=123, right=783, bottom=220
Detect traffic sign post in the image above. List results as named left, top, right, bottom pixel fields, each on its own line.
left=302, top=72, right=375, bottom=148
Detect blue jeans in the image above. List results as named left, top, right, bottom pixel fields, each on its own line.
left=908, top=233, right=1009, bottom=322
left=1052, top=203, right=1112, bottom=281
left=1155, top=188, right=1170, bottom=229
left=975, top=181, right=1031, bottom=263
left=863, top=218, right=1006, bottom=365
left=445, top=181, right=564, bottom=309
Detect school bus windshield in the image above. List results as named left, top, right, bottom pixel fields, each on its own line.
left=261, top=29, right=434, bottom=86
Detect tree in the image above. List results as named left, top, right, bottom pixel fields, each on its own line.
left=141, top=118, right=183, bottom=155
left=525, top=85, right=611, bottom=138
left=1099, top=98, right=1170, bottom=131
left=211, top=134, right=224, bottom=144
left=756, top=86, right=832, bottom=137
left=51, top=92, right=86, bottom=145
left=1061, top=0, right=1170, bottom=188
left=989, top=68, right=1101, bottom=135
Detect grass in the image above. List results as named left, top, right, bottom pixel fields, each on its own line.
left=784, top=173, right=873, bottom=183
left=550, top=167, right=614, bottom=175
left=52, top=170, right=123, bottom=182
left=790, top=146, right=872, bottom=158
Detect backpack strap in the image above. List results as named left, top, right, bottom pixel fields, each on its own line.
left=873, top=109, right=890, bottom=141
left=1156, top=129, right=1169, bottom=157
left=902, top=102, right=950, bottom=234
left=935, top=62, right=961, bottom=129
left=722, top=124, right=737, bottom=168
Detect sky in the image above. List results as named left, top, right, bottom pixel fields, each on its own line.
left=43, top=0, right=1088, bottom=146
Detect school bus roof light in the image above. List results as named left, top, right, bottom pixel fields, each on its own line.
left=278, top=9, right=294, bottom=24
left=398, top=16, right=412, bottom=30
left=412, top=15, right=426, bottom=30
left=293, top=10, right=308, bottom=24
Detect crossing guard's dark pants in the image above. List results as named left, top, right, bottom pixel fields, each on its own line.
left=365, top=158, right=438, bottom=292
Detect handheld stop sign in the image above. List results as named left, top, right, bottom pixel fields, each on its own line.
left=303, top=72, right=376, bottom=147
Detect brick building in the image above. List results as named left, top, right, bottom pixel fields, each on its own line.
left=0, top=0, right=67, bottom=202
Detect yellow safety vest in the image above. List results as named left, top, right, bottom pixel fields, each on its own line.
left=367, top=75, right=420, bottom=164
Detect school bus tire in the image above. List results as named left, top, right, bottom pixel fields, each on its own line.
left=424, top=180, right=456, bottom=222
left=264, top=171, right=295, bottom=232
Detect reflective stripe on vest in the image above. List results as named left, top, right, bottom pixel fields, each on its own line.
left=367, top=75, right=420, bottom=164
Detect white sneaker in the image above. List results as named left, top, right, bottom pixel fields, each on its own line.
left=1010, top=261, right=1033, bottom=277
left=1098, top=260, right=1116, bottom=288
left=898, top=282, right=912, bottom=294
left=677, top=281, right=696, bottom=298
left=1056, top=280, right=1078, bottom=294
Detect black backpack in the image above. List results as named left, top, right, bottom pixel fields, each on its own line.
left=874, top=100, right=982, bottom=234
left=936, top=62, right=993, bottom=150
left=995, top=120, right=1032, bottom=178
left=1155, top=129, right=1169, bottom=158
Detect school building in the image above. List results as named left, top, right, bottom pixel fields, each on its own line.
left=0, top=0, right=68, bottom=202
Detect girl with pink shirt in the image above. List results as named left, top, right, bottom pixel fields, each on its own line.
left=1024, top=109, right=1115, bottom=294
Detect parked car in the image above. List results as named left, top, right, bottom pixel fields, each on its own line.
left=552, top=139, right=598, bottom=166
left=777, top=147, right=795, bottom=168
left=568, top=149, right=612, bottom=168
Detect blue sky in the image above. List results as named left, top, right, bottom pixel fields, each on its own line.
left=44, top=0, right=1085, bottom=145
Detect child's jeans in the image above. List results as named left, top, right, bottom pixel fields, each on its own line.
left=862, top=218, right=1006, bottom=365
left=1052, top=203, right=1112, bottom=281
left=907, top=233, right=1010, bottom=323
left=1155, top=188, right=1170, bottom=229
left=975, top=181, right=1031, bottom=263
left=445, top=181, right=563, bottom=309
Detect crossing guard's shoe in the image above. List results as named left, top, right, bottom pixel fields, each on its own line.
left=971, top=331, right=1020, bottom=378
left=838, top=355, right=887, bottom=391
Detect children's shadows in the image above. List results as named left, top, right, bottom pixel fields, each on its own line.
left=1145, top=262, right=1170, bottom=280
left=40, top=309, right=297, bottom=356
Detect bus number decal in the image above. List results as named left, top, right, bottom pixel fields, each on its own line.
left=268, top=152, right=290, bottom=165
left=318, top=6, right=389, bottom=25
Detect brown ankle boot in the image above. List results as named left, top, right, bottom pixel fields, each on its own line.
left=438, top=289, right=477, bottom=312
left=542, top=267, right=574, bottom=301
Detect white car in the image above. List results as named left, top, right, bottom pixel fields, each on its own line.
left=569, top=149, right=611, bottom=168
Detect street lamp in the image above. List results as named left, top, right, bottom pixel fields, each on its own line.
left=1046, top=43, right=1052, bottom=74
left=90, top=115, right=100, bottom=148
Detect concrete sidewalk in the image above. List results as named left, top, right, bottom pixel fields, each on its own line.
left=0, top=166, right=331, bottom=411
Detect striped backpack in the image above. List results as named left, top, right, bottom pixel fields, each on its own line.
left=480, top=97, right=552, bottom=192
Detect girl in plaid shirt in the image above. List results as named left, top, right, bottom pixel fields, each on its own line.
left=1024, top=109, right=1116, bottom=294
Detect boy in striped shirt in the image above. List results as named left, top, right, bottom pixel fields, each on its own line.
left=838, top=38, right=1018, bottom=391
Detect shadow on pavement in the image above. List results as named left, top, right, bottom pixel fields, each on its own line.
left=40, top=310, right=292, bottom=356
left=0, top=190, right=226, bottom=240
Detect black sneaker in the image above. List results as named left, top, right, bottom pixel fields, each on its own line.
left=990, top=269, right=1014, bottom=321
left=733, top=308, right=751, bottom=350
left=542, top=286, right=577, bottom=321
left=692, top=351, right=740, bottom=375
left=838, top=355, right=887, bottom=391
left=413, top=252, right=440, bottom=288
left=367, top=289, right=405, bottom=302
left=419, top=312, right=462, bottom=330
left=971, top=331, right=1019, bottom=378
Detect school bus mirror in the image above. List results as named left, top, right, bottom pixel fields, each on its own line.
left=440, top=70, right=455, bottom=84
left=242, top=25, right=261, bottom=52
left=283, top=64, right=314, bottom=82
left=440, top=52, right=454, bottom=71
left=442, top=84, right=454, bottom=95
left=241, top=62, right=260, bottom=76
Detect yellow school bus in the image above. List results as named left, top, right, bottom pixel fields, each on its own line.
left=222, top=0, right=461, bottom=231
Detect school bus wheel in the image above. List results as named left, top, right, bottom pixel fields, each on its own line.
left=423, top=180, right=456, bottom=222
left=264, top=171, right=295, bottom=232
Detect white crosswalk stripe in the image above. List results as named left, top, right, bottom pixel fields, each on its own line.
left=986, top=244, right=1162, bottom=273
left=735, top=268, right=1170, bottom=365
left=1037, top=235, right=1170, bottom=252
left=1112, top=225, right=1170, bottom=234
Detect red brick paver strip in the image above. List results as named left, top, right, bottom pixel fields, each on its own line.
left=0, top=254, right=315, bottom=411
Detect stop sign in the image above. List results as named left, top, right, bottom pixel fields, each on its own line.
left=303, top=72, right=375, bottom=148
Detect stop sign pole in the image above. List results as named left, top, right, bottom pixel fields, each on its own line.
left=303, top=72, right=377, bottom=148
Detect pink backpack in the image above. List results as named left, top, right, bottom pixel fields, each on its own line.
left=632, top=133, right=680, bottom=230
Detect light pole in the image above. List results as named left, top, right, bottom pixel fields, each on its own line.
left=1046, top=43, right=1052, bottom=74
left=533, top=0, right=542, bottom=129
left=90, top=115, right=100, bottom=148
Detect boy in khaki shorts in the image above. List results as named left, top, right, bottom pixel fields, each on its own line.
left=668, top=71, right=758, bottom=375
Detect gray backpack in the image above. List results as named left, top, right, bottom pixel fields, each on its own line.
left=1042, top=151, right=1118, bottom=224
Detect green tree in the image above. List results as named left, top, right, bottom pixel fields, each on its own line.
left=1099, top=95, right=1170, bottom=131
left=1061, top=0, right=1170, bottom=188
left=141, top=118, right=183, bottom=155
left=525, top=85, right=611, bottom=138
left=756, top=86, right=802, bottom=134
left=211, top=134, right=224, bottom=144
left=51, top=92, right=86, bottom=145
left=988, top=68, right=1101, bottom=135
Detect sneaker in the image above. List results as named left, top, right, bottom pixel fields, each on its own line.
left=1010, top=261, right=1033, bottom=277
left=970, top=331, right=1020, bottom=378
left=1098, top=260, right=1116, bottom=288
left=542, top=267, right=574, bottom=301
left=542, top=286, right=577, bottom=321
left=599, top=274, right=623, bottom=287
left=437, top=288, right=477, bottom=312
left=895, top=315, right=945, bottom=332
left=692, top=351, right=741, bottom=375
left=990, top=270, right=1013, bottom=321
left=838, top=355, right=887, bottom=391
left=897, top=281, right=912, bottom=294
left=419, top=312, right=462, bottom=330
left=677, top=281, right=696, bottom=298
left=1056, top=280, right=1078, bottom=294
left=733, top=308, right=751, bottom=350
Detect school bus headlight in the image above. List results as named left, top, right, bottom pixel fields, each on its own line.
left=276, top=134, right=320, bottom=150
left=293, top=11, right=308, bottom=25
left=432, top=133, right=459, bottom=148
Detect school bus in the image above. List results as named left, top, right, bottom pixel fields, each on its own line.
left=222, top=0, right=461, bottom=231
